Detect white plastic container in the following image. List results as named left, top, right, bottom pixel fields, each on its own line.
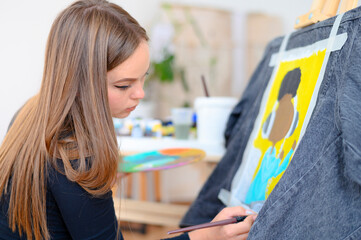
left=195, top=97, right=238, bottom=144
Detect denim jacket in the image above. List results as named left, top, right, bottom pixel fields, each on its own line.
left=181, top=7, right=361, bottom=240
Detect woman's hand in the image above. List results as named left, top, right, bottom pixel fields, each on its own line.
left=188, top=206, right=257, bottom=240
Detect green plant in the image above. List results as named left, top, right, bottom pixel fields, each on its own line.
left=151, top=53, right=175, bottom=83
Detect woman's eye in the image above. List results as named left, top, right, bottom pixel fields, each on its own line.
left=115, top=85, right=130, bottom=90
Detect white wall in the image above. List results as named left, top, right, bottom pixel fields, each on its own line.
left=0, top=0, right=326, bottom=141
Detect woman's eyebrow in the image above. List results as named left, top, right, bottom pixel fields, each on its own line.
left=113, top=66, right=150, bottom=83
left=113, top=78, right=137, bottom=83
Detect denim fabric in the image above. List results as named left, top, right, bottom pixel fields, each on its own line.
left=181, top=7, right=361, bottom=240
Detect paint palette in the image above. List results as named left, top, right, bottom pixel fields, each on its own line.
left=118, top=148, right=206, bottom=173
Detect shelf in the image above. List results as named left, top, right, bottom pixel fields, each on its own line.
left=114, top=198, right=189, bottom=226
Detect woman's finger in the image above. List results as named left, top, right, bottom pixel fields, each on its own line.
left=222, top=214, right=257, bottom=236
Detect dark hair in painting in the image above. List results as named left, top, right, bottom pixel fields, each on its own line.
left=278, top=67, right=301, bottom=100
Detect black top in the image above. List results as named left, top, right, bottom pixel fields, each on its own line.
left=0, top=163, right=190, bottom=240
left=0, top=163, right=121, bottom=240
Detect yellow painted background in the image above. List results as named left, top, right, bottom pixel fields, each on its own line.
left=250, top=50, right=326, bottom=198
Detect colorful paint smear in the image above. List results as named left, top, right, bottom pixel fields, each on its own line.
left=119, top=148, right=206, bottom=173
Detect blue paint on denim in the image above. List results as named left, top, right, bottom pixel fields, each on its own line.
left=245, top=147, right=293, bottom=204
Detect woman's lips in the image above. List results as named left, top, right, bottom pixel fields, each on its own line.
left=126, top=106, right=137, bottom=112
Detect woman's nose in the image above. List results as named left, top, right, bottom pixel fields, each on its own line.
left=131, top=82, right=145, bottom=100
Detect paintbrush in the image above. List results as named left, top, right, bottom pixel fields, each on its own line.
left=201, top=75, right=210, bottom=97
left=167, top=215, right=247, bottom=234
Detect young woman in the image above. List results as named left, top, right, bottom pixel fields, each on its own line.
left=0, top=1, right=256, bottom=239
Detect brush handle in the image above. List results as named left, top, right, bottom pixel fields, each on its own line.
left=167, top=215, right=247, bottom=234
left=201, top=75, right=210, bottom=97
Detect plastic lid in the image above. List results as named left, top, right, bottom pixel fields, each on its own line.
left=194, top=97, right=238, bottom=109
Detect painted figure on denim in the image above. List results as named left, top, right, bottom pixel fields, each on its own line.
left=244, top=67, right=301, bottom=205
left=219, top=46, right=330, bottom=212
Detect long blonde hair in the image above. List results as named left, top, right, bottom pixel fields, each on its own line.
left=0, top=0, right=148, bottom=239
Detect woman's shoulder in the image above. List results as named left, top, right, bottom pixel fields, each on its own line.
left=47, top=158, right=112, bottom=198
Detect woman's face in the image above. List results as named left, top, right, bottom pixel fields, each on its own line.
left=107, top=41, right=150, bottom=118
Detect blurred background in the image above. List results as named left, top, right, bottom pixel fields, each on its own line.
left=0, top=0, right=320, bottom=141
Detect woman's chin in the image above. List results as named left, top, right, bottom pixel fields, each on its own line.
left=112, top=112, right=130, bottom=119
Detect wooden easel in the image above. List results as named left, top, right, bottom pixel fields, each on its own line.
left=295, top=0, right=358, bottom=29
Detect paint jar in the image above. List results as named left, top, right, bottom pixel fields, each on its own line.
left=171, top=107, right=193, bottom=140
left=195, top=97, right=238, bottom=145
